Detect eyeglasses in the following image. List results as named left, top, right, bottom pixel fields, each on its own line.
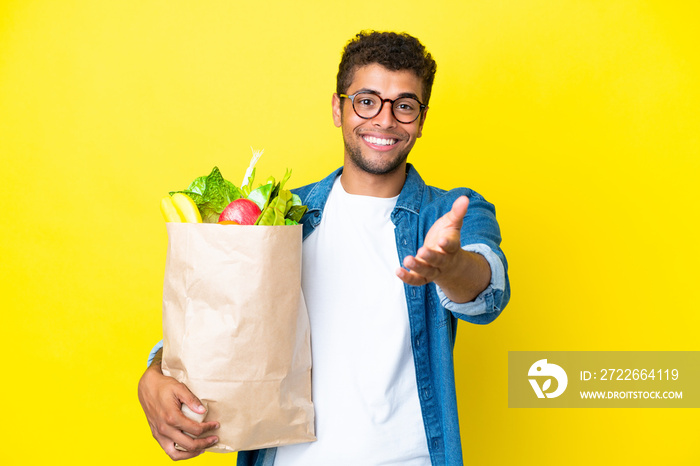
left=340, top=91, right=426, bottom=124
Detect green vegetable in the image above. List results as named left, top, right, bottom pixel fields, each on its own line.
left=171, top=167, right=243, bottom=223
left=256, top=188, right=307, bottom=226
left=279, top=169, right=292, bottom=191
left=170, top=161, right=307, bottom=225
left=285, top=204, right=307, bottom=223
left=241, top=168, right=255, bottom=197
left=246, top=181, right=275, bottom=211
left=241, top=148, right=264, bottom=196
left=256, top=189, right=291, bottom=225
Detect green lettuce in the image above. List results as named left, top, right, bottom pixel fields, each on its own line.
left=170, top=167, right=243, bottom=223
left=170, top=165, right=307, bottom=225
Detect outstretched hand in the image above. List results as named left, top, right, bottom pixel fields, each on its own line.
left=396, top=195, right=469, bottom=287
left=396, top=195, right=490, bottom=303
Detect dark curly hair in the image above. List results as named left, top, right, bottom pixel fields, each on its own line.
left=336, top=31, right=437, bottom=105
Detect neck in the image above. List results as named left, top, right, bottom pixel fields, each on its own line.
left=340, top=162, right=407, bottom=197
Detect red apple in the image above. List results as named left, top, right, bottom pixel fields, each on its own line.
left=218, top=199, right=262, bottom=225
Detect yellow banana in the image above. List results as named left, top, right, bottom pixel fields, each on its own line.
left=171, top=193, right=202, bottom=223
left=161, top=196, right=184, bottom=222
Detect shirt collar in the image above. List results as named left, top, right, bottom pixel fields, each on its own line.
left=305, top=163, right=425, bottom=216
left=394, top=163, right=424, bottom=216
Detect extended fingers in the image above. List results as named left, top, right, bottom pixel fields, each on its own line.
left=435, top=226, right=463, bottom=254
left=399, top=255, right=439, bottom=284
left=398, top=235, right=464, bottom=286
left=396, top=266, right=430, bottom=286
left=415, top=238, right=461, bottom=268
left=406, top=252, right=439, bottom=275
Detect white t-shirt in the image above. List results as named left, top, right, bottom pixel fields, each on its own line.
left=273, top=177, right=431, bottom=465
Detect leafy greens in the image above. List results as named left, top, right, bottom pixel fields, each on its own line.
left=170, top=167, right=243, bottom=223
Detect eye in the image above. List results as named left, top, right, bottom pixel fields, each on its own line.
left=355, top=94, right=379, bottom=108
left=394, top=98, right=418, bottom=113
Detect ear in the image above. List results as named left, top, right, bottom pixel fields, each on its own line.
left=416, top=107, right=428, bottom=138
left=332, top=93, right=342, bottom=128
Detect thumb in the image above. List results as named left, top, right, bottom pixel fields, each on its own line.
left=446, top=196, right=469, bottom=227
left=177, top=384, right=207, bottom=415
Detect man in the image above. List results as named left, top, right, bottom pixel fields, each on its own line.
left=139, top=31, right=509, bottom=465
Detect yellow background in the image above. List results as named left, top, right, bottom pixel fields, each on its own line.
left=1, top=1, right=698, bottom=464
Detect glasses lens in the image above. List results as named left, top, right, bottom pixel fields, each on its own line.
left=393, top=98, right=421, bottom=123
left=352, top=93, right=381, bottom=118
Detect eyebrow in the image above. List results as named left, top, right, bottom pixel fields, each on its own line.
left=353, top=88, right=421, bottom=101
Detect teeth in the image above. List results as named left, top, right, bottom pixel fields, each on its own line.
left=364, top=136, right=396, bottom=146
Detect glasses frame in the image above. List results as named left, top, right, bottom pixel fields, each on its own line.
left=340, top=91, right=427, bottom=124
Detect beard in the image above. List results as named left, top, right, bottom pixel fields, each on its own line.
left=343, top=135, right=410, bottom=176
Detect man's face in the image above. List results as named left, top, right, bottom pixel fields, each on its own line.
left=332, top=64, right=427, bottom=176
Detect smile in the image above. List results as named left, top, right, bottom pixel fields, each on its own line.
left=362, top=135, right=397, bottom=146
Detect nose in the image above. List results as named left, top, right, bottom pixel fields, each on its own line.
left=371, top=100, right=397, bottom=128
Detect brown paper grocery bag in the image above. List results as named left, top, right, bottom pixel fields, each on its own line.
left=161, top=223, right=315, bottom=453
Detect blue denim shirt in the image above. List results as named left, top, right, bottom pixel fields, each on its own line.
left=237, top=164, right=510, bottom=466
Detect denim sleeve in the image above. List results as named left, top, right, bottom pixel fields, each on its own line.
left=435, top=243, right=507, bottom=322
left=147, top=340, right=164, bottom=367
